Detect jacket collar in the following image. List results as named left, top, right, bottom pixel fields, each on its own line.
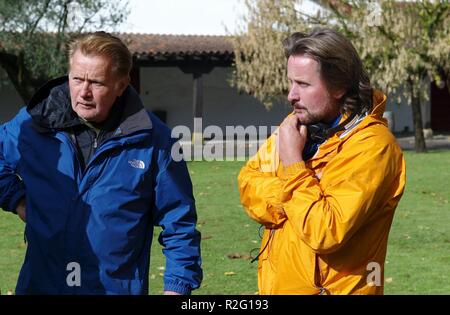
left=27, top=76, right=152, bottom=135
left=309, top=89, right=388, bottom=161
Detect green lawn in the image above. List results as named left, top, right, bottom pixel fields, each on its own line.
left=1, top=150, right=449, bottom=294
left=383, top=150, right=450, bottom=294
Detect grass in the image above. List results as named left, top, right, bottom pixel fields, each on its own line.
left=383, top=150, right=450, bottom=294
left=0, top=208, right=26, bottom=295
left=149, top=161, right=259, bottom=295
left=0, top=151, right=449, bottom=295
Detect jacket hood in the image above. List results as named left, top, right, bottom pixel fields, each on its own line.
left=27, top=76, right=79, bottom=129
left=369, top=89, right=387, bottom=120
left=27, top=76, right=152, bottom=134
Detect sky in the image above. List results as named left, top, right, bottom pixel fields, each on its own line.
left=117, top=0, right=321, bottom=35
left=118, top=0, right=247, bottom=35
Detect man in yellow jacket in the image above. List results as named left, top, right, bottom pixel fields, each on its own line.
left=238, top=28, right=406, bottom=295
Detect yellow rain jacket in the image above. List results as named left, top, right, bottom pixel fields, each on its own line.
left=238, top=90, right=406, bottom=295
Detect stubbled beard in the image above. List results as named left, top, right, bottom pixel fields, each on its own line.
left=293, top=109, right=322, bottom=125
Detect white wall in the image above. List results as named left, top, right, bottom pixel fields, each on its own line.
left=139, top=66, right=291, bottom=135
left=384, top=86, right=431, bottom=133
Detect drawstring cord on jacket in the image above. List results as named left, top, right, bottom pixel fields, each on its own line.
left=250, top=226, right=329, bottom=294
left=250, top=227, right=275, bottom=263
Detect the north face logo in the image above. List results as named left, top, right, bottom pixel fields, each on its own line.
left=128, top=159, right=145, bottom=169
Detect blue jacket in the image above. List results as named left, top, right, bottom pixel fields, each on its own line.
left=0, top=77, right=202, bottom=294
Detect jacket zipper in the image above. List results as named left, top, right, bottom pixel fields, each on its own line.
left=314, top=254, right=327, bottom=294
left=93, top=133, right=98, bottom=149
left=83, top=131, right=148, bottom=171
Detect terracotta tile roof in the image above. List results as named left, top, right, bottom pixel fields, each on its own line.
left=118, top=33, right=234, bottom=57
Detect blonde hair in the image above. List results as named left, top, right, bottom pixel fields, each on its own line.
left=68, top=31, right=132, bottom=77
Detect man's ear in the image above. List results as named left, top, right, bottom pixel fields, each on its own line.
left=331, top=88, right=346, bottom=100
left=116, top=75, right=130, bottom=96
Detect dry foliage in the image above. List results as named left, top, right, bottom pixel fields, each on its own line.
left=231, top=0, right=450, bottom=108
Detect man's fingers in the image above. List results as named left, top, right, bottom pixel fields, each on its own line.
left=281, top=115, right=299, bottom=129
left=299, top=124, right=308, bottom=138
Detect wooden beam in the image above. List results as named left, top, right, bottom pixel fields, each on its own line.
left=192, top=72, right=203, bottom=146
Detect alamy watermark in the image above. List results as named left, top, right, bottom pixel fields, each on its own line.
left=66, top=262, right=81, bottom=287
left=170, top=118, right=279, bottom=162
left=366, top=261, right=381, bottom=287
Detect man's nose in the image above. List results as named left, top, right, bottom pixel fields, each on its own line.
left=287, top=87, right=299, bottom=103
left=80, top=81, right=92, bottom=98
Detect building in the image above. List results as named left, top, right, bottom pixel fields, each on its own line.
left=1, top=34, right=449, bottom=136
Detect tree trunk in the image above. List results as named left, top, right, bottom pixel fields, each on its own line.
left=409, top=80, right=427, bottom=153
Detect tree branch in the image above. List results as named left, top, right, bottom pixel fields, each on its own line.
left=325, top=0, right=352, bottom=35
left=293, top=8, right=326, bottom=26
left=27, top=0, right=52, bottom=37
left=427, top=2, right=450, bottom=38
left=56, top=0, right=72, bottom=52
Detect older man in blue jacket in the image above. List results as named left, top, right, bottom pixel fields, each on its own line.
left=0, top=31, right=202, bottom=295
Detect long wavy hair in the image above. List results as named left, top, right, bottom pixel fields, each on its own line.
left=283, top=28, right=373, bottom=115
